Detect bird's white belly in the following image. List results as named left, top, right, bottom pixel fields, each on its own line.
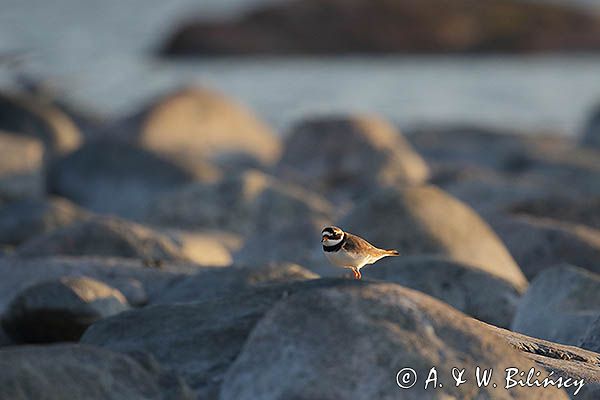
left=325, top=250, right=368, bottom=269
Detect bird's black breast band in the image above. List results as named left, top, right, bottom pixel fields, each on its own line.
left=323, top=233, right=345, bottom=252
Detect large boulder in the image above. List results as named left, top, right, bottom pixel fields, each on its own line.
left=340, top=185, right=527, bottom=289
left=16, top=217, right=191, bottom=263
left=0, top=197, right=89, bottom=245
left=511, top=265, right=600, bottom=346
left=145, top=170, right=333, bottom=234
left=130, top=87, right=280, bottom=167
left=161, top=0, right=600, bottom=55
left=277, top=115, right=429, bottom=199
left=220, top=282, right=566, bottom=399
left=489, top=215, right=600, bottom=279
left=46, top=141, right=220, bottom=218
left=0, top=91, right=81, bottom=155
left=365, top=255, right=522, bottom=327
left=0, top=344, right=192, bottom=400
left=153, top=263, right=318, bottom=305
left=2, top=276, right=129, bottom=343
left=0, top=256, right=199, bottom=313
left=0, top=131, right=44, bottom=199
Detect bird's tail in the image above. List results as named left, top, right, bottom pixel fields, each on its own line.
left=385, top=249, right=400, bottom=256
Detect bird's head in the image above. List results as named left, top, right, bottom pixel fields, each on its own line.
left=322, top=226, right=344, bottom=245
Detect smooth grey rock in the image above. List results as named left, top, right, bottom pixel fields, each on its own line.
left=0, top=197, right=89, bottom=245
left=511, top=265, right=600, bottom=346
left=489, top=215, right=600, bottom=279
left=46, top=141, right=219, bottom=218
left=16, top=216, right=190, bottom=262
left=277, top=114, right=429, bottom=200
left=340, top=185, right=527, bottom=289
left=0, top=344, right=193, bottom=400
left=365, top=255, right=523, bottom=327
left=220, top=281, right=566, bottom=400
left=2, top=276, right=129, bottom=343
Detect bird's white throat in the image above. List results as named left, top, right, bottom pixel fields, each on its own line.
left=323, top=237, right=343, bottom=247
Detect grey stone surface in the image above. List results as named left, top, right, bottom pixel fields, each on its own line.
left=220, top=282, right=566, bottom=400
left=511, top=265, right=600, bottom=346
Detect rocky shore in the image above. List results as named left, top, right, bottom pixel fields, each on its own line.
left=0, top=86, right=599, bottom=399
left=162, top=0, right=600, bottom=56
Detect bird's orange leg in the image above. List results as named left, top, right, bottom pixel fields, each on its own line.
left=352, top=268, right=362, bottom=280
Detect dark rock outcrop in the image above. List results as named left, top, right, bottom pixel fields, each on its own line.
left=162, top=0, right=600, bottom=56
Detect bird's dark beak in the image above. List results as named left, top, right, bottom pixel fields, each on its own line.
left=321, top=235, right=328, bottom=243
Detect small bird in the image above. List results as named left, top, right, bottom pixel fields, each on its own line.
left=321, top=226, right=399, bottom=279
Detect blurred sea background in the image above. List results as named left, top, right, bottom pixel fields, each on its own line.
left=2, top=0, right=600, bottom=134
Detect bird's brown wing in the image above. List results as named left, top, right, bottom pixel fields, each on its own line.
left=343, top=233, right=387, bottom=256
